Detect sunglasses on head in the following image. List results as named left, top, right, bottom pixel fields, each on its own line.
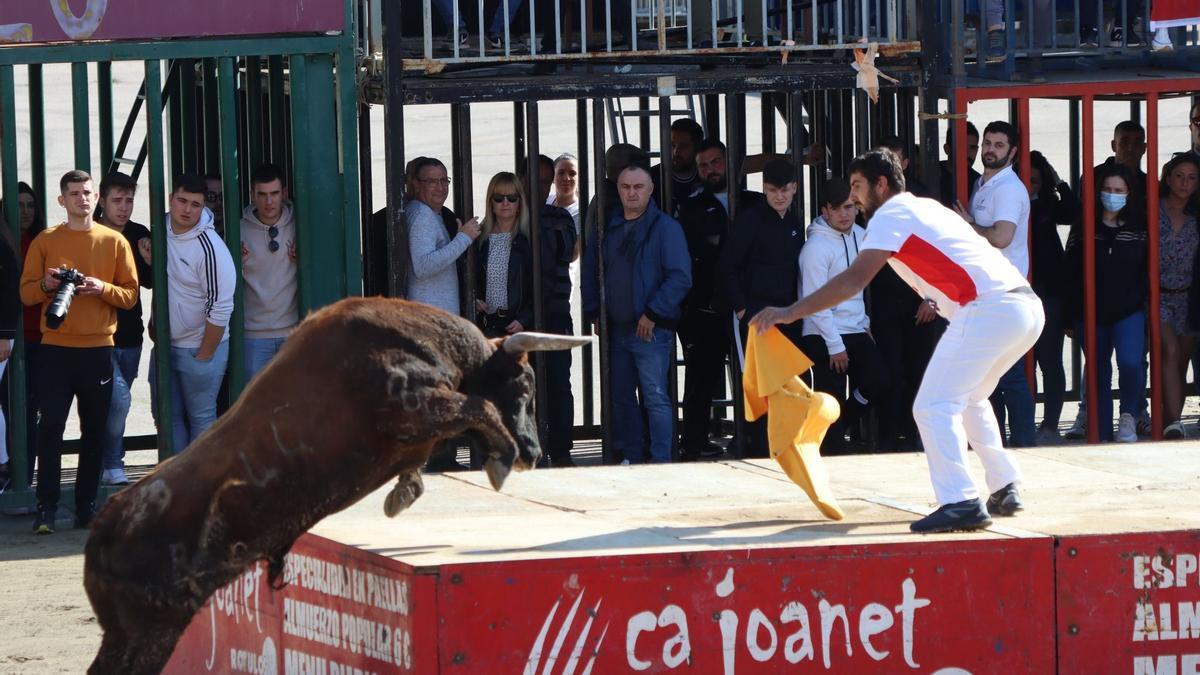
left=492, top=193, right=520, bottom=204
left=268, top=225, right=280, bottom=253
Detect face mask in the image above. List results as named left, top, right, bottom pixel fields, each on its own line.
left=1100, top=191, right=1127, bottom=212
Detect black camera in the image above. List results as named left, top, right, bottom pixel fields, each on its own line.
left=45, top=266, right=86, bottom=330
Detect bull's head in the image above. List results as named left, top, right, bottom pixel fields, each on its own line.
left=475, top=332, right=593, bottom=489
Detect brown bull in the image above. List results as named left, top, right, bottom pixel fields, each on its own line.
left=83, top=297, right=589, bottom=674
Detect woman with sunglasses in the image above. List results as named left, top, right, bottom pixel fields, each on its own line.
left=475, top=173, right=534, bottom=338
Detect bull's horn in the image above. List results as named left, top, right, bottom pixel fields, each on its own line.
left=502, top=332, right=595, bottom=354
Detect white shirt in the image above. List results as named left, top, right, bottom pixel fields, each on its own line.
left=970, top=164, right=1031, bottom=277
left=861, top=192, right=1028, bottom=320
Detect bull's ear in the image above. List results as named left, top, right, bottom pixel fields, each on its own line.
left=502, top=332, right=595, bottom=356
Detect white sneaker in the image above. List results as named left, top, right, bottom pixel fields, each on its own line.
left=1164, top=421, right=1186, bottom=439
left=1116, top=413, right=1138, bottom=443
left=1152, top=28, right=1173, bottom=51
left=101, top=468, right=130, bottom=486
left=1064, top=408, right=1087, bottom=439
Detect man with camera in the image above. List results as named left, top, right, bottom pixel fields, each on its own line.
left=19, top=170, right=139, bottom=534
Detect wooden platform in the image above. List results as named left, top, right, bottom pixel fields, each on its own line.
left=166, top=443, right=1200, bottom=674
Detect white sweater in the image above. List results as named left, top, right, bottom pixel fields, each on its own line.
left=164, top=208, right=237, bottom=348
left=241, top=201, right=299, bottom=339
left=798, top=217, right=870, bottom=354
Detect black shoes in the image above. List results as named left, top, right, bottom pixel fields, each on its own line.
left=32, top=505, right=56, bottom=535
left=910, top=499, right=993, bottom=533
left=74, top=502, right=96, bottom=530
left=986, top=483, right=1023, bottom=517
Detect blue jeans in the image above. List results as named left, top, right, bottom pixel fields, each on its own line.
left=1076, top=311, right=1146, bottom=441
left=610, top=324, right=674, bottom=463
left=102, top=346, right=141, bottom=470
left=245, top=337, right=286, bottom=382
left=152, top=342, right=230, bottom=454
left=990, top=360, right=1038, bottom=447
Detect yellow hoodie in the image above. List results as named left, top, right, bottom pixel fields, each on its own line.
left=743, top=326, right=845, bottom=520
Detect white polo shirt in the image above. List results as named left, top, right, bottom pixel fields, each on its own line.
left=970, top=164, right=1031, bottom=277
left=861, top=192, right=1028, bottom=320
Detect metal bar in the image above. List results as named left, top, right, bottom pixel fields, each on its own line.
left=638, top=96, right=651, bottom=151
left=268, top=56, right=288, bottom=169
left=761, top=92, right=776, bottom=153
left=577, top=99, right=594, bottom=428
left=591, top=97, right=613, bottom=462
left=525, top=102, right=550, bottom=452
left=514, top=102, right=527, bottom=171
left=1081, top=95, right=1099, bottom=444
left=289, top=55, right=316, bottom=314
left=1068, top=97, right=1081, bottom=394
left=169, top=61, right=185, bottom=179
left=72, top=62, right=91, bottom=173
left=789, top=91, right=806, bottom=217
left=950, top=0, right=965, bottom=77
left=383, top=0, right=408, bottom=298
left=0, top=36, right=344, bottom=66
left=181, top=59, right=198, bottom=173
left=358, top=102, right=375, bottom=294
left=724, top=91, right=745, bottom=458
left=98, top=61, right=114, bottom=174
left=28, top=65, right=46, bottom=231
left=0, top=65, right=28, bottom=493
left=451, top=103, right=476, bottom=323
left=1018, top=97, right=1035, bottom=392
left=338, top=3, right=363, bottom=298
left=246, top=56, right=264, bottom=169
left=423, top=0, right=434, bottom=59
left=202, top=59, right=220, bottom=173
left=630, top=0, right=638, bottom=51
left=659, top=96, right=673, bottom=208
left=217, top=57, right=245, bottom=401
left=1146, top=92, right=1162, bottom=440
left=658, top=0, right=668, bottom=51
left=954, top=93, right=969, bottom=208
left=145, top=59, right=173, bottom=460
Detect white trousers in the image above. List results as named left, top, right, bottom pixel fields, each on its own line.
left=913, top=291, right=1045, bottom=505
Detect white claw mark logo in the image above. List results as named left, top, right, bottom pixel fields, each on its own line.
left=524, top=591, right=609, bottom=675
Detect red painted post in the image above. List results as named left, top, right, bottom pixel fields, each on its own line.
left=1146, top=93, right=1163, bottom=440
left=1081, top=96, right=1099, bottom=444
left=1018, top=97, right=1036, bottom=392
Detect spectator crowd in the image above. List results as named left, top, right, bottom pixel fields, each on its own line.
left=4, top=99, right=1200, bottom=534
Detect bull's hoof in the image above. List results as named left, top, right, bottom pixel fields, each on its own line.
left=484, top=456, right=511, bottom=491
left=383, top=472, right=424, bottom=517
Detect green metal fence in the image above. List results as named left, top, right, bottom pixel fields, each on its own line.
left=0, top=4, right=362, bottom=510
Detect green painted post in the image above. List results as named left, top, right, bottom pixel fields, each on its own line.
left=217, top=57, right=245, bottom=401
left=338, top=3, right=362, bottom=297
left=168, top=61, right=184, bottom=180
left=289, top=54, right=345, bottom=312
left=145, top=59, right=173, bottom=460
left=98, top=61, right=114, bottom=175
left=72, top=62, right=91, bottom=173
left=27, top=64, right=46, bottom=243
left=0, top=65, right=28, bottom=497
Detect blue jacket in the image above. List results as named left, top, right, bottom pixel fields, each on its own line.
left=582, top=200, right=692, bottom=328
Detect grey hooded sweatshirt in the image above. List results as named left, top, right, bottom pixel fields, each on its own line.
left=240, top=201, right=300, bottom=339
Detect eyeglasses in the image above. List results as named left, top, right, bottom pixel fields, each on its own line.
left=492, top=193, right=520, bottom=203
left=418, top=178, right=451, bottom=186
left=268, top=225, right=280, bottom=253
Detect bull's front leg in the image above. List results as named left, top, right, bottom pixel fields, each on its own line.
left=381, top=387, right=522, bottom=490
left=383, top=470, right=424, bottom=518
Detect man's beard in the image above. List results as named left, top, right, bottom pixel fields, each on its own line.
left=981, top=153, right=1009, bottom=170
left=702, top=174, right=725, bottom=191
left=859, top=191, right=881, bottom=220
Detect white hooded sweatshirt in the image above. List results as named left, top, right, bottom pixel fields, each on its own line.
left=164, top=207, right=237, bottom=348
left=798, top=216, right=870, bottom=354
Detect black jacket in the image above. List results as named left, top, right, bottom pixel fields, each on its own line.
left=718, top=197, right=804, bottom=318
left=675, top=187, right=763, bottom=312
left=0, top=234, right=19, bottom=340
left=475, top=231, right=535, bottom=332
left=1030, top=183, right=1079, bottom=300
left=537, top=204, right=577, bottom=324
left=938, top=160, right=981, bottom=208
left=110, top=220, right=154, bottom=348
left=1063, top=219, right=1147, bottom=325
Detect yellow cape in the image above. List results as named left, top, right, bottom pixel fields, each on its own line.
left=743, top=326, right=845, bottom=520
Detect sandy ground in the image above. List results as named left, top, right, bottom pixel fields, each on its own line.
left=0, top=60, right=1194, bottom=672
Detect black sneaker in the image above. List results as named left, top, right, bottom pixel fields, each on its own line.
left=0, top=462, right=10, bottom=494
left=910, top=499, right=992, bottom=533
left=1080, top=26, right=1099, bottom=47
left=986, top=483, right=1023, bottom=517
left=32, top=506, right=57, bottom=535
left=74, top=502, right=96, bottom=529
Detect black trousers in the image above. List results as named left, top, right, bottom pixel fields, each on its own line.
left=677, top=307, right=729, bottom=449
left=539, top=316, right=574, bottom=463
left=799, top=332, right=890, bottom=452
left=871, top=310, right=946, bottom=450
left=35, top=345, right=112, bottom=511
left=1, top=340, right=41, bottom=484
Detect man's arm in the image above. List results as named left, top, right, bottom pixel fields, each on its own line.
left=19, top=236, right=48, bottom=307
left=644, top=218, right=693, bottom=326
left=973, top=219, right=1017, bottom=248
left=197, top=233, right=238, bottom=360
left=409, top=205, right=471, bottom=280
left=798, top=245, right=844, bottom=354
left=750, top=249, right=892, bottom=332
left=98, top=238, right=140, bottom=310
left=717, top=213, right=754, bottom=317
